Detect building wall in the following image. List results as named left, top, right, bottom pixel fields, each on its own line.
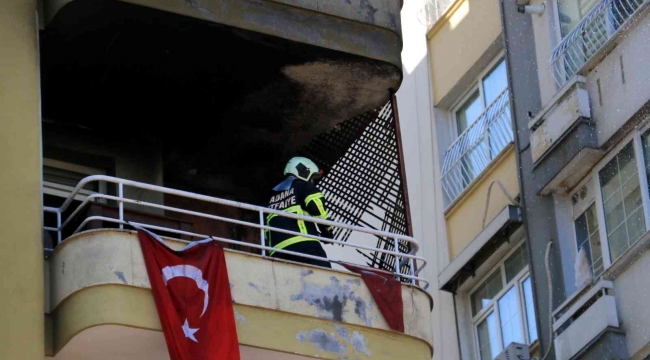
left=587, top=10, right=650, bottom=147
left=397, top=1, right=460, bottom=359
left=444, top=147, right=519, bottom=260
left=612, top=247, right=650, bottom=357
left=0, top=0, right=44, bottom=359
left=427, top=0, right=502, bottom=106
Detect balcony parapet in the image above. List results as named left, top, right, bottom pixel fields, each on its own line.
left=47, top=229, right=433, bottom=358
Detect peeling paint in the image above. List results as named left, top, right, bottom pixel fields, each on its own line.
left=349, top=331, right=371, bottom=356
left=247, top=282, right=270, bottom=296
left=333, top=324, right=349, bottom=339
left=297, top=329, right=345, bottom=354
left=299, top=326, right=371, bottom=357
left=291, top=273, right=372, bottom=325
left=300, top=269, right=313, bottom=277
left=234, top=310, right=247, bottom=325
left=114, top=271, right=127, bottom=284
left=334, top=325, right=371, bottom=357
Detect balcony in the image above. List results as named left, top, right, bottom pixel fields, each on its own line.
left=43, top=176, right=433, bottom=359
left=552, top=280, right=627, bottom=360
left=39, top=0, right=405, bottom=203
left=551, top=0, right=650, bottom=88
left=441, top=89, right=513, bottom=204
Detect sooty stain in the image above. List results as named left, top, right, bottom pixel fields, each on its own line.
left=114, top=271, right=127, bottom=284
left=297, top=329, right=345, bottom=354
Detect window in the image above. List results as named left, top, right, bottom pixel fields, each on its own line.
left=470, top=242, right=537, bottom=360
left=567, top=131, right=650, bottom=283
left=574, top=203, right=604, bottom=276
left=557, top=0, right=600, bottom=38
left=453, top=58, right=508, bottom=137
left=599, top=142, right=645, bottom=262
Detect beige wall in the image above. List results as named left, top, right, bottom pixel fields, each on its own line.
left=48, top=230, right=433, bottom=359
left=427, top=0, right=502, bottom=105
left=444, top=146, right=519, bottom=260
left=0, top=0, right=44, bottom=358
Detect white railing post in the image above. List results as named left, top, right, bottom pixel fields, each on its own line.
left=393, top=238, right=401, bottom=277
left=259, top=210, right=266, bottom=257
left=118, top=183, right=124, bottom=229
left=56, top=211, right=62, bottom=245
left=41, top=174, right=430, bottom=288
left=409, top=259, right=415, bottom=284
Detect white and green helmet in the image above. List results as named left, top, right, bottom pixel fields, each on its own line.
left=284, top=157, right=322, bottom=182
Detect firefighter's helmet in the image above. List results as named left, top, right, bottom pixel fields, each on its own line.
left=284, top=157, right=322, bottom=182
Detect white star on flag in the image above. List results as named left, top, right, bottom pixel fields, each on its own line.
left=182, top=318, right=199, bottom=343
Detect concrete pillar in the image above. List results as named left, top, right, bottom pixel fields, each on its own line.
left=0, top=0, right=44, bottom=358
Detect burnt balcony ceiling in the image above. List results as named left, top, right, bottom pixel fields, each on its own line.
left=40, top=0, right=403, bottom=202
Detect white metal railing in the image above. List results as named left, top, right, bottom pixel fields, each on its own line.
left=551, top=0, right=649, bottom=87
left=42, top=175, right=428, bottom=288
left=441, top=90, right=513, bottom=203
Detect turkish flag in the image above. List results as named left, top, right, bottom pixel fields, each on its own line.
left=341, top=263, right=404, bottom=333
left=136, top=226, right=241, bottom=360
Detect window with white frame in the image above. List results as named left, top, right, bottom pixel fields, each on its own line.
left=453, top=57, right=508, bottom=136
left=556, top=0, right=600, bottom=38
left=568, top=130, right=650, bottom=282
left=574, top=202, right=604, bottom=277
left=599, top=142, right=645, bottom=262
left=470, top=242, right=538, bottom=360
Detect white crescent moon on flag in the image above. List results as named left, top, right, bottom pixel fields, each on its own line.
left=161, top=265, right=210, bottom=317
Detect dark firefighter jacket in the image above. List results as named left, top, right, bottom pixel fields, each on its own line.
left=265, top=176, right=333, bottom=255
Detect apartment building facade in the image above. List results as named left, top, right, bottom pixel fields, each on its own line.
left=411, top=0, right=650, bottom=358
left=397, top=0, right=541, bottom=359
left=502, top=0, right=650, bottom=358
left=1, top=0, right=435, bottom=359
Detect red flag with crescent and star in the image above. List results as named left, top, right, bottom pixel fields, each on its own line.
left=136, top=226, right=241, bottom=360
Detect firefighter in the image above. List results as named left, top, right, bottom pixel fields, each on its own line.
left=265, top=157, right=333, bottom=268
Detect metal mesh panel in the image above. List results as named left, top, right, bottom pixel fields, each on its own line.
left=300, top=101, right=412, bottom=278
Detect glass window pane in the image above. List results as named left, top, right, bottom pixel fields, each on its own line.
left=471, top=271, right=504, bottom=316
left=599, top=143, right=645, bottom=262
left=498, top=287, right=524, bottom=348
left=642, top=131, right=650, bottom=182
left=575, top=204, right=604, bottom=277
left=456, top=90, right=483, bottom=134
left=505, top=243, right=528, bottom=283
left=482, top=59, right=508, bottom=105
left=523, top=278, right=538, bottom=343
left=557, top=0, right=600, bottom=37
left=477, top=312, right=500, bottom=360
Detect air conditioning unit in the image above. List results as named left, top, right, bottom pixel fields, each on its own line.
left=495, top=342, right=530, bottom=360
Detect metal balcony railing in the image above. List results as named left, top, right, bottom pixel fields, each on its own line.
left=441, top=90, right=513, bottom=203
left=551, top=0, right=649, bottom=87
left=42, top=175, right=428, bottom=288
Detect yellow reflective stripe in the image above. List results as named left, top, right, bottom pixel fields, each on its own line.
left=305, top=193, right=324, bottom=205
left=312, top=198, right=328, bottom=219
left=265, top=213, right=278, bottom=225
left=269, top=236, right=319, bottom=256
left=297, top=219, right=307, bottom=234
left=284, top=205, right=304, bottom=214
